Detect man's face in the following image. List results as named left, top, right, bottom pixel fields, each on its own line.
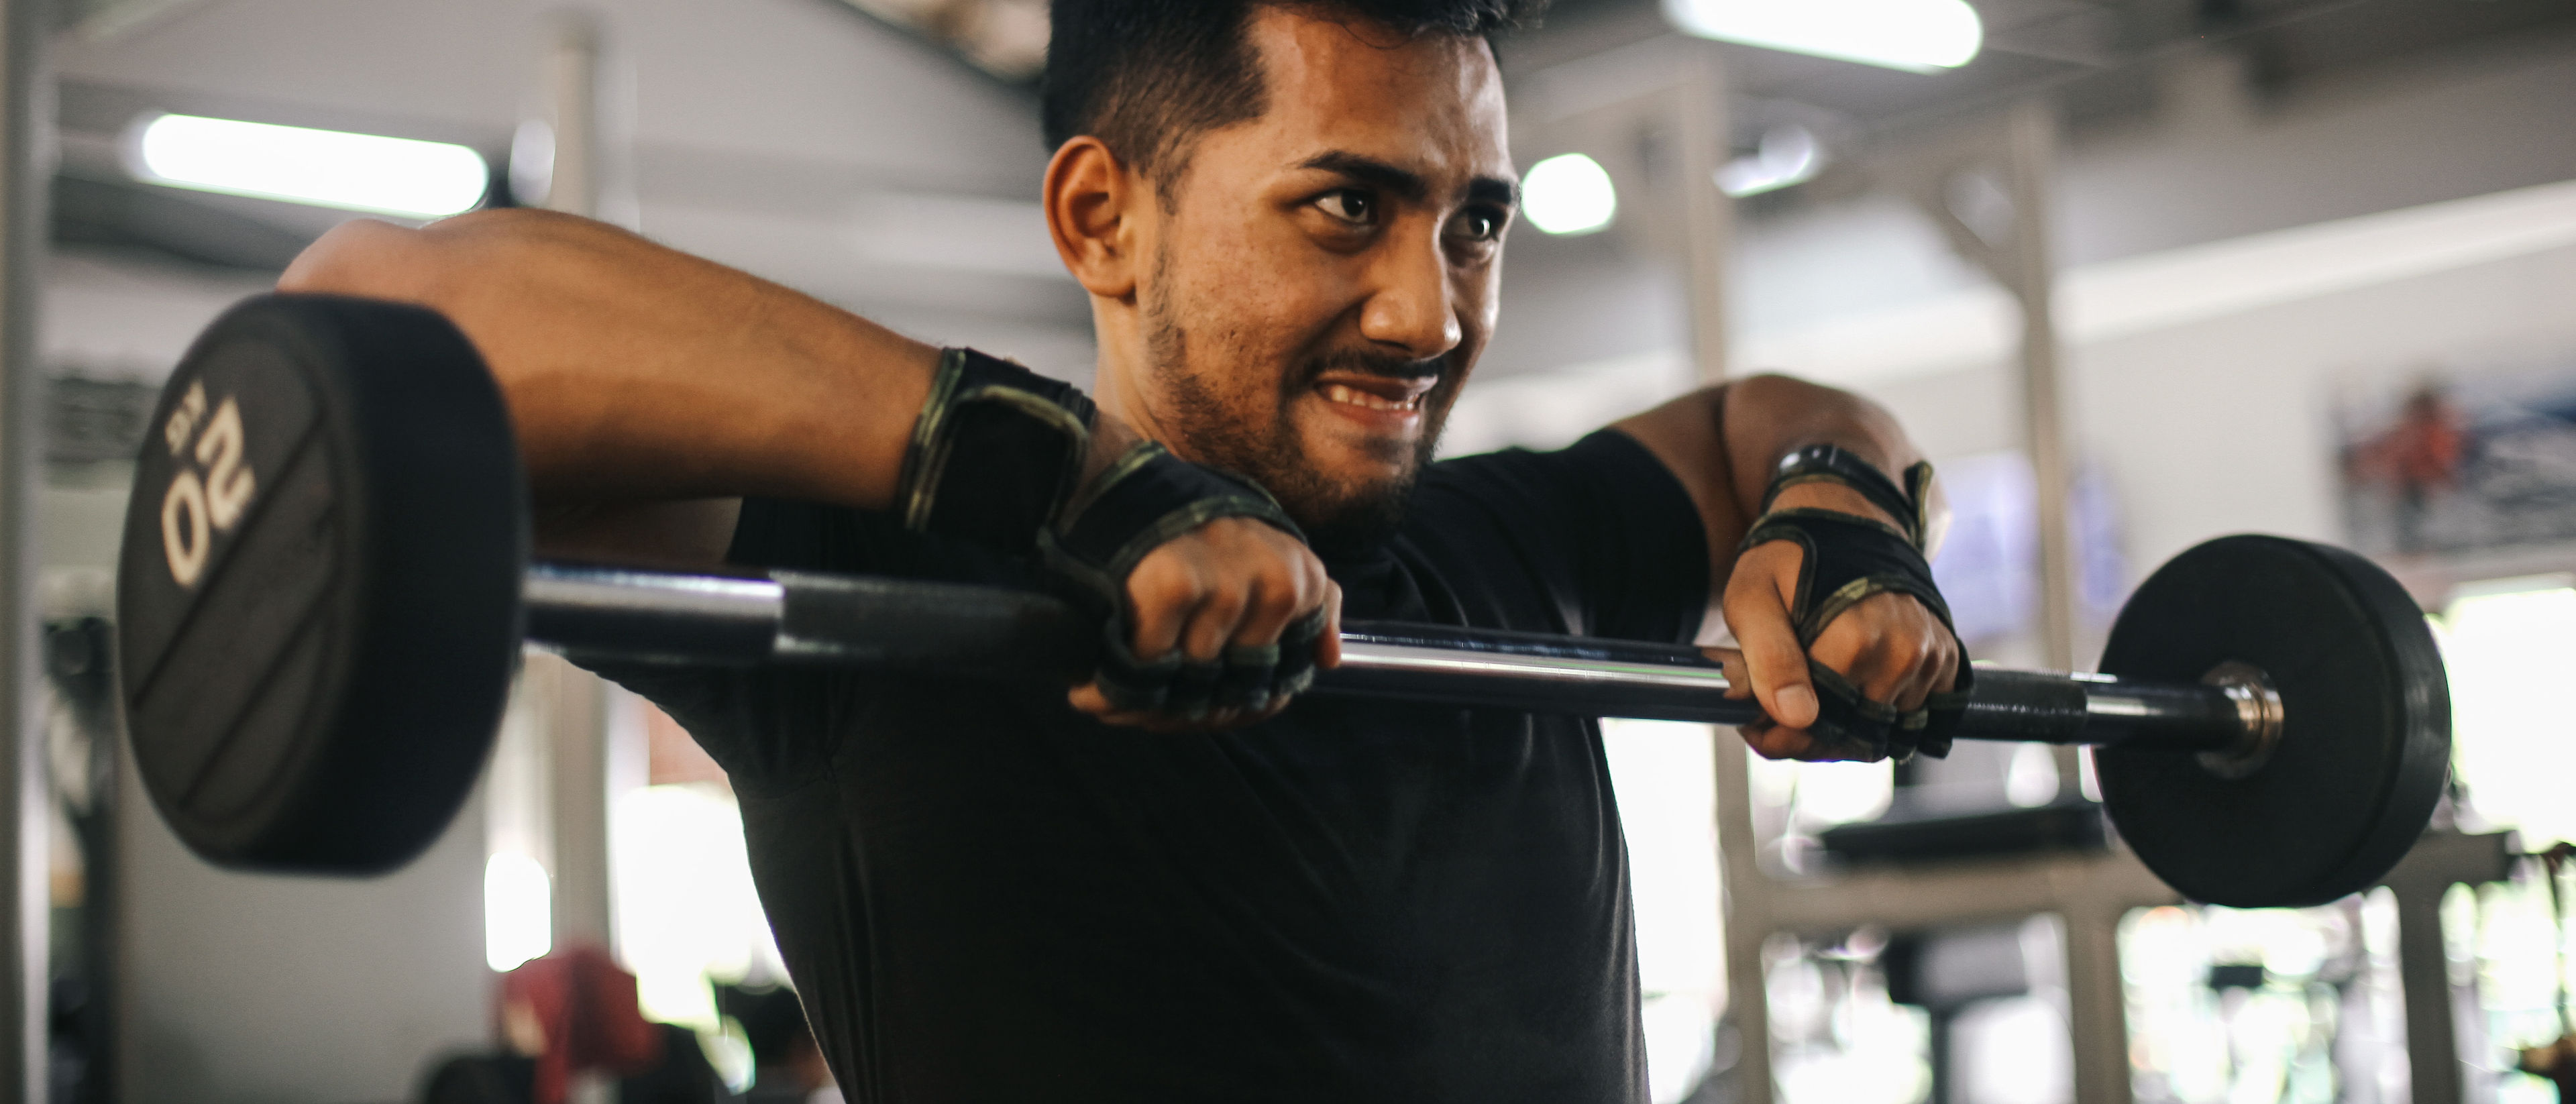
left=1127, top=8, right=1515, bottom=549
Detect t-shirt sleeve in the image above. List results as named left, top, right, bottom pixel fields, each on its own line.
left=574, top=498, right=1028, bottom=793
left=1401, top=429, right=1710, bottom=646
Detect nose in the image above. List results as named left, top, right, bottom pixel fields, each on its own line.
left=1356, top=227, right=1462, bottom=362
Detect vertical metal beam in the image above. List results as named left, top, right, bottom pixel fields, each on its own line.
left=2062, top=905, right=2131, bottom=1104
left=1894, top=100, right=2078, bottom=671
left=539, top=13, right=598, bottom=219
left=532, top=15, right=619, bottom=958
left=1711, top=730, right=1774, bottom=1104
left=2394, top=880, right=2465, bottom=1104
left=2000, top=101, right=2078, bottom=675
left=1672, top=49, right=1731, bottom=384
left=539, top=656, right=613, bottom=951
left=1988, top=109, right=2127, bottom=1099
left=0, top=0, right=41, bottom=1091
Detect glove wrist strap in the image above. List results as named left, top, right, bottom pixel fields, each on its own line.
left=893, top=348, right=1097, bottom=554
left=1760, top=444, right=1937, bottom=549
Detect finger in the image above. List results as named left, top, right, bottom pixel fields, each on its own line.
left=1071, top=684, right=1161, bottom=728
left=1847, top=628, right=1925, bottom=708
left=1701, top=647, right=1752, bottom=699
left=1314, top=580, right=1345, bottom=670
left=1069, top=683, right=1110, bottom=716
left=1124, top=554, right=1203, bottom=659
left=1182, top=577, right=1252, bottom=661
left=1888, top=626, right=1957, bottom=712
left=1727, top=584, right=1818, bottom=730
left=1232, top=565, right=1301, bottom=648
left=1807, top=596, right=1925, bottom=706
left=1900, top=632, right=1960, bottom=709
left=1739, top=721, right=1818, bottom=761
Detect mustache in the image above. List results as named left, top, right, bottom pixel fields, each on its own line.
left=1291, top=348, right=1448, bottom=387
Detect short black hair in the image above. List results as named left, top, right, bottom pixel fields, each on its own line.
left=1041, top=0, right=1544, bottom=192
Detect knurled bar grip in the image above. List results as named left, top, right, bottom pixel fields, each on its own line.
left=522, top=562, right=2253, bottom=751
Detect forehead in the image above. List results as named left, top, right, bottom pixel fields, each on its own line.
left=1235, top=7, right=1511, bottom=180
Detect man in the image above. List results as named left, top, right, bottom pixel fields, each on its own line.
left=282, top=0, right=1964, bottom=1097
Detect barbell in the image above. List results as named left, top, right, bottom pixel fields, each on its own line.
left=115, top=295, right=2453, bottom=909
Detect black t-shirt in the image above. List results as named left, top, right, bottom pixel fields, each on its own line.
left=592, top=429, right=1710, bottom=1103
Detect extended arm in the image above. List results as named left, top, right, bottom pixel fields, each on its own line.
left=279, top=209, right=944, bottom=563
left=279, top=209, right=1333, bottom=727
left=1615, top=374, right=1960, bottom=759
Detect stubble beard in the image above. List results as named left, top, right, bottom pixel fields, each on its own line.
left=1140, top=290, right=1456, bottom=558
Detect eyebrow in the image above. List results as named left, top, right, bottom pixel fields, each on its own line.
left=1299, top=151, right=1519, bottom=209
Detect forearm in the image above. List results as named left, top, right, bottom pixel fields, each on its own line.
left=278, top=209, right=938, bottom=510
left=1617, top=374, right=1941, bottom=592
left=1715, top=374, right=1927, bottom=527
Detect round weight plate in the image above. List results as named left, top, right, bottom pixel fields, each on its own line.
left=2095, top=535, right=2449, bottom=908
left=115, top=294, right=526, bottom=874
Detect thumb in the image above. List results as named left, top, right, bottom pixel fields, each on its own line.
left=1727, top=583, right=1818, bottom=730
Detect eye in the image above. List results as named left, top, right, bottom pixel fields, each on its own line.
left=1315, top=189, right=1375, bottom=225
left=1448, top=206, right=1509, bottom=243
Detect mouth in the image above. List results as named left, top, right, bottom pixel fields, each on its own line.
left=1313, top=374, right=1437, bottom=417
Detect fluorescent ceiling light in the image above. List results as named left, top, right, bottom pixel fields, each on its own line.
left=1523, top=153, right=1617, bottom=236
left=1662, top=0, right=1984, bottom=72
left=130, top=113, right=490, bottom=219
left=1717, top=125, right=1824, bottom=199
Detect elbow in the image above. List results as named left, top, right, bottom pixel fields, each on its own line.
left=276, top=208, right=563, bottom=306
left=1731, top=372, right=1901, bottom=434
left=1725, top=371, right=1856, bottom=408
left=278, top=217, right=434, bottom=300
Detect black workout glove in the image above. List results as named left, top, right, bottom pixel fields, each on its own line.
left=1742, top=445, right=1972, bottom=763
left=892, top=348, right=1324, bottom=720
left=1042, top=442, right=1326, bottom=720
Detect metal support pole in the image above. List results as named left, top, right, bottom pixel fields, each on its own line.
left=1672, top=49, right=1731, bottom=384
left=2063, top=905, right=2131, bottom=1104
left=2393, top=880, right=2463, bottom=1104
left=539, top=656, right=613, bottom=951
left=531, top=14, right=617, bottom=959
left=2002, top=101, right=2078, bottom=676
left=1712, top=730, right=1776, bottom=1103
left=539, top=14, right=598, bottom=219
left=2374, top=830, right=2518, bottom=1104
left=1895, top=100, right=2078, bottom=672
left=0, top=0, right=42, bottom=1092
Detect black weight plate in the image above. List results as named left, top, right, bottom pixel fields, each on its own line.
left=115, top=294, right=527, bottom=874
left=2095, top=535, right=2449, bottom=908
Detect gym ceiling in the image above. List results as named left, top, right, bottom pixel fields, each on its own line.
left=44, top=0, right=2576, bottom=273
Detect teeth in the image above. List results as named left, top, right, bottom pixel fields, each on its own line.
left=1322, top=383, right=1421, bottom=412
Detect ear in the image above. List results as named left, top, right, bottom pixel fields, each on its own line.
left=1044, top=136, right=1146, bottom=300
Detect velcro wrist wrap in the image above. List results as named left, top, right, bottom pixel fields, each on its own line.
left=1762, top=444, right=1938, bottom=549
left=894, top=348, right=1097, bottom=554
left=1745, top=457, right=1973, bottom=762
left=1041, top=443, right=1324, bottom=720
